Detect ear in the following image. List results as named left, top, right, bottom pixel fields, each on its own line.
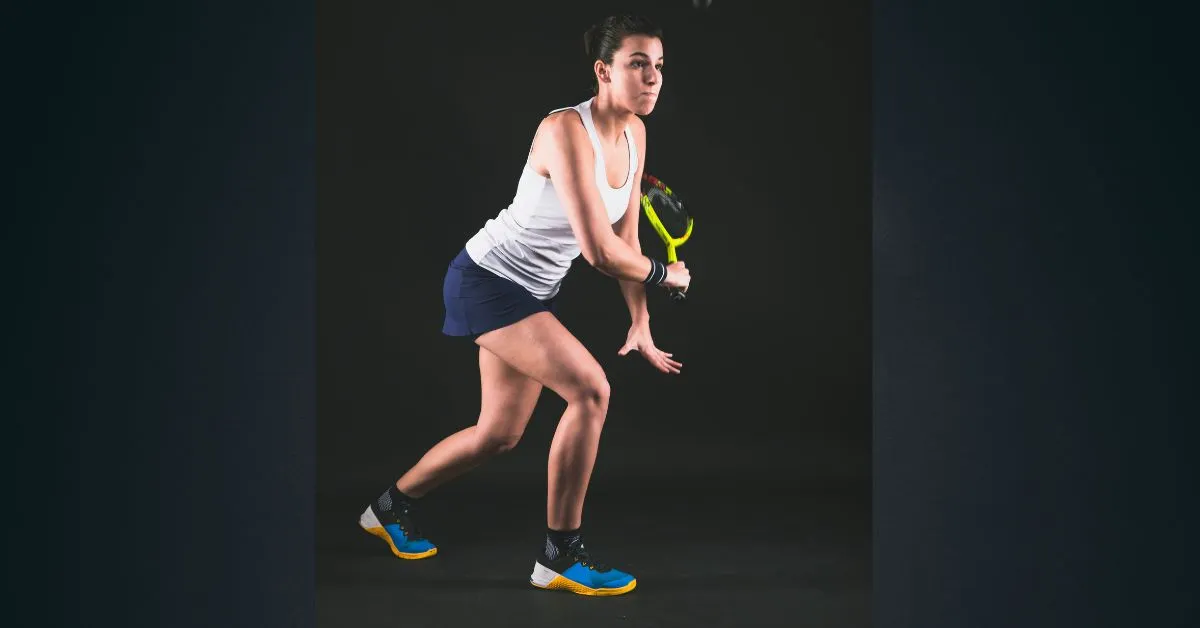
left=593, top=59, right=610, bottom=84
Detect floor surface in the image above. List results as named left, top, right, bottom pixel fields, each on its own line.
left=317, top=475, right=869, bottom=628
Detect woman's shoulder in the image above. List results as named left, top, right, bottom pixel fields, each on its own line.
left=534, top=109, right=592, bottom=152
left=538, top=107, right=646, bottom=142
left=541, top=107, right=585, bottom=132
left=526, top=108, right=590, bottom=175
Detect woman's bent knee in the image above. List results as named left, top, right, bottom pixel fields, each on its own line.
left=477, top=430, right=522, bottom=456
left=566, top=371, right=610, bottom=410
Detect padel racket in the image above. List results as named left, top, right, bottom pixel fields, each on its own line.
left=640, top=174, right=694, bottom=302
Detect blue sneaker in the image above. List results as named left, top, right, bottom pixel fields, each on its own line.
left=358, top=502, right=438, bottom=559
left=529, top=538, right=637, bottom=596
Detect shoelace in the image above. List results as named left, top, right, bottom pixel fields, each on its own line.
left=567, top=541, right=610, bottom=572
left=390, top=507, right=426, bottom=541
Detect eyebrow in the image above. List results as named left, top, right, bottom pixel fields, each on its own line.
left=629, top=52, right=664, bottom=61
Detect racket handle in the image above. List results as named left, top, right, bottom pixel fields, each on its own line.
left=664, top=245, right=686, bottom=302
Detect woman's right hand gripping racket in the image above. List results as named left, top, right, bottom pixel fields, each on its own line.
left=641, top=174, right=694, bottom=303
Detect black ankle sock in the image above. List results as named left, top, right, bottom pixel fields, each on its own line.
left=377, top=485, right=415, bottom=513
left=545, top=527, right=582, bottom=559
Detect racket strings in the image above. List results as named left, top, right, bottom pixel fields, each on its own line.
left=645, top=188, right=690, bottom=237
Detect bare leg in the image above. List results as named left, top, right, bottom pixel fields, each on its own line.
left=475, top=312, right=610, bottom=531
left=394, top=346, right=543, bottom=497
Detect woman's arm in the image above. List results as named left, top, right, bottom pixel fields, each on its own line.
left=613, top=117, right=650, bottom=327
left=543, top=113, right=659, bottom=284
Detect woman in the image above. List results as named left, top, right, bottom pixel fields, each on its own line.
left=358, top=14, right=689, bottom=597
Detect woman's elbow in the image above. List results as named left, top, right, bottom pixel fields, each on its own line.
left=582, top=240, right=618, bottom=272
left=581, top=244, right=607, bottom=270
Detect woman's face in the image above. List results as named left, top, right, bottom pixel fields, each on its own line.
left=599, top=35, right=664, bottom=115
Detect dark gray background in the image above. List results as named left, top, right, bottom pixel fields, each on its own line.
left=315, top=1, right=870, bottom=625
left=316, top=0, right=870, bottom=499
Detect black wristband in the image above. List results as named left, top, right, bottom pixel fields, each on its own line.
left=642, top=257, right=667, bottom=286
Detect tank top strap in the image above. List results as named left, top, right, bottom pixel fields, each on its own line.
left=623, top=125, right=637, bottom=187
left=525, top=103, right=592, bottom=161
left=573, top=98, right=606, bottom=158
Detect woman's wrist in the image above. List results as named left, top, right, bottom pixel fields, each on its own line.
left=642, top=256, right=667, bottom=286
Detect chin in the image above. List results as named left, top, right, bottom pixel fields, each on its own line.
left=635, top=102, right=657, bottom=116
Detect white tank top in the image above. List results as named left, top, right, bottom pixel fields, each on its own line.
left=463, top=97, right=637, bottom=300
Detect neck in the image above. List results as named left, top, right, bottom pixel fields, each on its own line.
left=588, top=91, right=635, bottom=144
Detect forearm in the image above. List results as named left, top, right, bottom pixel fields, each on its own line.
left=618, top=278, right=650, bottom=326
left=611, top=230, right=651, bottom=326
left=592, top=236, right=656, bottom=283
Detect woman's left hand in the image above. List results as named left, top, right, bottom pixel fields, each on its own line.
left=617, top=324, right=683, bottom=374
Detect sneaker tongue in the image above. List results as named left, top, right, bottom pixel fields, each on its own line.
left=392, top=508, right=423, bottom=539
left=570, top=541, right=610, bottom=572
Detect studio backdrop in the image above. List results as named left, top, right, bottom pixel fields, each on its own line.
left=317, top=0, right=869, bottom=623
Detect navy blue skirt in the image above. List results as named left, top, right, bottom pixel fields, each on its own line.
left=442, top=248, right=559, bottom=339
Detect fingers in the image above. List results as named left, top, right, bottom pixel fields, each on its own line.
left=618, top=344, right=683, bottom=374
left=665, top=261, right=691, bottom=290
left=655, top=349, right=683, bottom=374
